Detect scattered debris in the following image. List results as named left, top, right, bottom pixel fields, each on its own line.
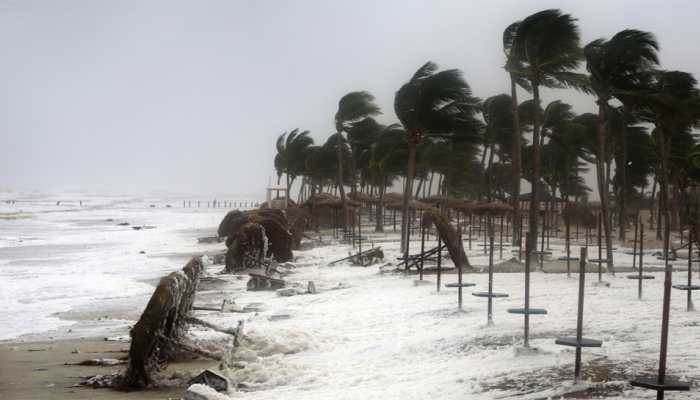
left=188, top=369, right=230, bottom=392
left=247, top=273, right=286, bottom=291
left=307, top=281, right=317, bottom=294
left=185, top=383, right=231, bottom=400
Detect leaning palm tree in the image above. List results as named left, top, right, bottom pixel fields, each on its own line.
left=510, top=9, right=586, bottom=251
left=585, top=29, right=659, bottom=272
left=334, top=92, right=381, bottom=230
left=503, top=21, right=531, bottom=244
left=394, top=61, right=482, bottom=256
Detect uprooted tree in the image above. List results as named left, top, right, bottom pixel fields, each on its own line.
left=218, top=209, right=294, bottom=273
left=120, top=258, right=206, bottom=389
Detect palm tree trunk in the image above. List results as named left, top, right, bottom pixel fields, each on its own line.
left=510, top=76, right=522, bottom=246
left=336, top=132, right=349, bottom=230
left=286, top=174, right=293, bottom=207
left=401, top=138, right=418, bottom=256
left=479, top=143, right=491, bottom=200
left=528, top=84, right=542, bottom=245
left=595, top=102, right=614, bottom=274
left=618, top=121, right=628, bottom=241
left=486, top=142, right=496, bottom=201
left=349, top=144, right=358, bottom=194
left=376, top=180, right=385, bottom=233
left=428, top=171, right=434, bottom=198
left=415, top=177, right=424, bottom=198
left=650, top=175, right=657, bottom=228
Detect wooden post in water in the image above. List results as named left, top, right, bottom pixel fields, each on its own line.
left=574, top=246, right=588, bottom=383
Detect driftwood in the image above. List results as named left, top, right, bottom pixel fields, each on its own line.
left=422, top=209, right=473, bottom=271
left=119, top=258, right=203, bottom=389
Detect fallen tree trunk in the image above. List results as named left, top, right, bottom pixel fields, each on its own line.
left=421, top=209, right=473, bottom=271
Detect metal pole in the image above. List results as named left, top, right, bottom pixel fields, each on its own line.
left=488, top=234, right=495, bottom=325
left=598, top=212, right=603, bottom=282
left=499, top=214, right=504, bottom=260
left=524, top=232, right=532, bottom=348
left=358, top=208, right=362, bottom=254
left=688, top=227, right=693, bottom=311
left=639, top=222, right=645, bottom=300
left=469, top=214, right=473, bottom=250
left=574, top=246, right=588, bottom=383
left=633, top=216, right=639, bottom=270
left=657, top=216, right=672, bottom=399
left=420, top=220, right=425, bottom=281
left=540, top=212, right=545, bottom=269
left=437, top=233, right=442, bottom=293
left=566, top=214, right=571, bottom=278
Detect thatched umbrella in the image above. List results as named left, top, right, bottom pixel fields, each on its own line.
left=348, top=191, right=378, bottom=204
left=472, top=201, right=514, bottom=216
left=218, top=209, right=294, bottom=272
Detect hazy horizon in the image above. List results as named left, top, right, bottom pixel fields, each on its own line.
left=3, top=0, right=699, bottom=198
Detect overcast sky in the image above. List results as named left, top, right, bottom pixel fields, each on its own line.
left=2, top=0, right=699, bottom=197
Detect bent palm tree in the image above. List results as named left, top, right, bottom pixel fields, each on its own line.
left=585, top=29, right=659, bottom=272
left=395, top=61, right=481, bottom=258
left=510, top=9, right=586, bottom=251
left=334, top=92, right=381, bottom=230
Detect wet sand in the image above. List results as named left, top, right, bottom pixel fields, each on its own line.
left=0, top=337, right=213, bottom=399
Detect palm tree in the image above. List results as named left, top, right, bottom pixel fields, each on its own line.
left=585, top=29, right=659, bottom=272
left=503, top=21, right=532, bottom=244
left=510, top=9, right=586, bottom=252
left=273, top=129, right=314, bottom=206
left=367, top=123, right=408, bottom=231
left=481, top=94, right=515, bottom=200
left=334, top=92, right=381, bottom=230
left=394, top=61, right=482, bottom=256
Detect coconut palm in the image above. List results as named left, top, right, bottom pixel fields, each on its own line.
left=585, top=29, right=659, bottom=271
left=334, top=92, right=381, bottom=229
left=395, top=61, right=481, bottom=256
left=273, top=129, right=314, bottom=206
left=510, top=9, right=586, bottom=249
left=367, top=123, right=408, bottom=231
left=503, top=21, right=532, bottom=243
left=481, top=94, right=515, bottom=200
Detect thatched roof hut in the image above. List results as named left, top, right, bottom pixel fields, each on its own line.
left=303, top=193, right=361, bottom=209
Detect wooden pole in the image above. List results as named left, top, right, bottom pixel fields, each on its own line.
left=657, top=216, right=673, bottom=399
